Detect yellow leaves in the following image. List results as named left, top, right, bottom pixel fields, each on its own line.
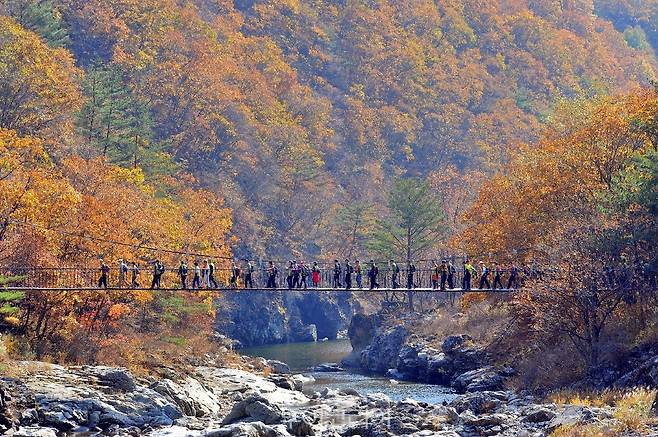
left=0, top=16, right=82, bottom=139
left=108, top=303, right=132, bottom=319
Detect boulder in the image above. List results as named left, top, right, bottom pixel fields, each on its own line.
left=442, top=335, right=472, bottom=354
left=522, top=405, right=557, bottom=423
left=311, top=363, right=343, bottom=373
left=450, top=391, right=508, bottom=415
left=221, top=395, right=283, bottom=425
left=13, top=427, right=58, bottom=437
left=396, top=345, right=421, bottom=379
left=85, top=366, right=137, bottom=392
left=452, top=367, right=505, bottom=393
left=151, top=378, right=220, bottom=417
left=359, top=326, right=409, bottom=373
left=266, top=361, right=291, bottom=375
left=286, top=414, right=315, bottom=436
left=206, top=422, right=280, bottom=437
left=267, top=375, right=301, bottom=391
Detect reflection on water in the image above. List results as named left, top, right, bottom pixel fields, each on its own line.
left=241, top=339, right=457, bottom=405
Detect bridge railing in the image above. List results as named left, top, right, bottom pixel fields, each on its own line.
left=0, top=265, right=524, bottom=291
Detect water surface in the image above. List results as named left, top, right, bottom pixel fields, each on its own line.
left=242, top=339, right=457, bottom=404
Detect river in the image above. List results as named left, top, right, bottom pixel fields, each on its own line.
left=242, top=339, right=457, bottom=405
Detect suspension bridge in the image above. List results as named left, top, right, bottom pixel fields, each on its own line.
left=0, top=265, right=520, bottom=293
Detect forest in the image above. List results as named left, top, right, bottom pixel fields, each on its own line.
left=0, top=0, right=657, bottom=388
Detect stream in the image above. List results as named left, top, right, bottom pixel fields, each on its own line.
left=242, top=339, right=458, bottom=405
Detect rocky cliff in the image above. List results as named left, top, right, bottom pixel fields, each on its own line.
left=345, top=314, right=514, bottom=393
left=215, top=291, right=356, bottom=347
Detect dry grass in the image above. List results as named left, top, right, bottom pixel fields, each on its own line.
left=549, top=388, right=658, bottom=436
left=418, top=299, right=511, bottom=347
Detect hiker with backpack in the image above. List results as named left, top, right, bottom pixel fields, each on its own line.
left=299, top=261, right=309, bottom=289
left=333, top=260, right=342, bottom=288
left=230, top=262, right=240, bottom=288
left=98, top=259, right=110, bottom=289
left=344, top=259, right=353, bottom=290
left=407, top=260, right=416, bottom=289
left=267, top=261, right=278, bottom=288
left=390, top=260, right=400, bottom=289
left=245, top=261, right=255, bottom=288
left=368, top=260, right=379, bottom=289
left=178, top=259, right=188, bottom=289
left=151, top=260, right=165, bottom=289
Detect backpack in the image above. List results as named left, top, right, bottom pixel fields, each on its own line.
left=159, top=264, right=166, bottom=274
left=209, top=263, right=215, bottom=274
left=395, top=264, right=400, bottom=274
left=121, top=264, right=128, bottom=273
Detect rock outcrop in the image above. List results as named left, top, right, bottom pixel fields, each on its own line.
left=215, top=290, right=356, bottom=347
left=345, top=316, right=514, bottom=391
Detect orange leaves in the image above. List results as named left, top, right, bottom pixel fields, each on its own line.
left=461, top=89, right=658, bottom=261
left=0, top=16, right=82, bottom=139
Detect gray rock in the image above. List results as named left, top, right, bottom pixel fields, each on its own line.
left=522, top=405, right=557, bottom=423
left=151, top=378, right=219, bottom=418
left=359, top=326, right=409, bottom=373
left=286, top=414, right=315, bottom=436
left=222, top=395, right=283, bottom=425
left=205, top=422, right=280, bottom=437
left=462, top=413, right=508, bottom=427
left=86, top=366, right=137, bottom=392
left=442, top=335, right=472, bottom=354
left=452, top=367, right=505, bottom=393
left=451, top=391, right=508, bottom=414
left=266, top=360, right=291, bottom=375
left=13, top=427, right=58, bottom=437
left=312, top=363, right=343, bottom=372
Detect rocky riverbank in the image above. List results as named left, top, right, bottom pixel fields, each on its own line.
left=0, top=359, right=628, bottom=436
left=215, top=291, right=357, bottom=347
left=343, top=314, right=512, bottom=394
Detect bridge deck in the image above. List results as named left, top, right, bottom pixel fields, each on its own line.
left=2, top=287, right=515, bottom=293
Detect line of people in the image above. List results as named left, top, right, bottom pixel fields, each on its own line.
left=98, top=258, right=222, bottom=290
left=97, top=257, right=526, bottom=291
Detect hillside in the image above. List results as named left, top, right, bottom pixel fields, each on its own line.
left=1, top=0, right=656, bottom=260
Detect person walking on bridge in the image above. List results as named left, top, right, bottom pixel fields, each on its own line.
left=492, top=262, right=503, bottom=290
left=192, top=261, right=201, bottom=289
left=507, top=263, right=519, bottom=289
left=151, top=260, right=164, bottom=289
left=478, top=261, right=490, bottom=289
left=208, top=260, right=218, bottom=289
left=267, top=261, right=278, bottom=288
left=447, top=260, right=456, bottom=289
left=178, top=260, right=188, bottom=290
left=245, top=261, right=254, bottom=288
left=344, top=259, right=353, bottom=290
left=463, top=260, right=476, bottom=291
left=355, top=260, right=363, bottom=289
left=131, top=262, right=140, bottom=288
left=299, top=261, right=308, bottom=289
left=98, top=259, right=110, bottom=289
left=230, top=262, right=240, bottom=288
left=201, top=260, right=210, bottom=288
left=312, top=262, right=321, bottom=288
left=118, top=259, right=128, bottom=288
left=287, top=261, right=294, bottom=289
left=431, top=260, right=439, bottom=289
left=333, top=260, right=342, bottom=288
left=390, top=260, right=400, bottom=289
left=292, top=260, right=301, bottom=289
left=439, top=260, right=449, bottom=291
left=368, top=260, right=379, bottom=290
left=407, top=261, right=416, bottom=289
